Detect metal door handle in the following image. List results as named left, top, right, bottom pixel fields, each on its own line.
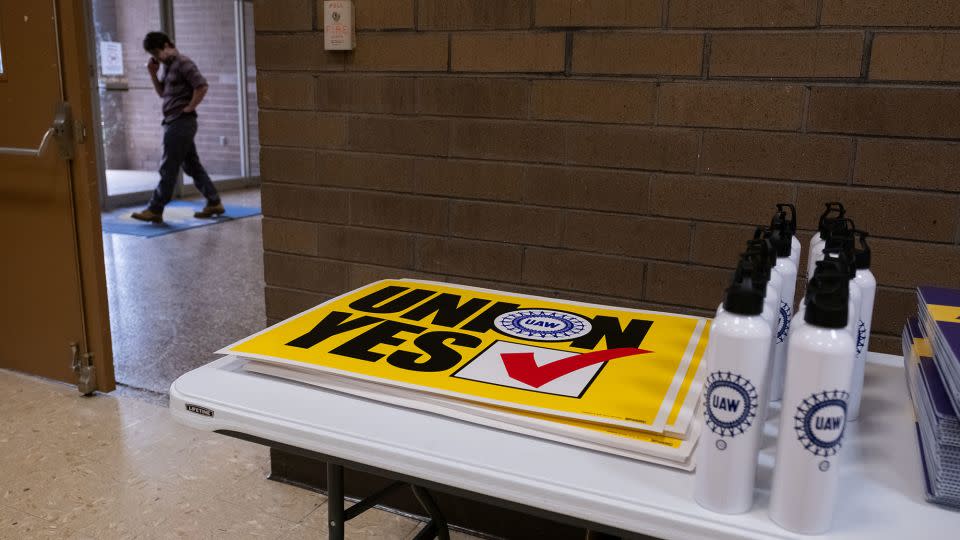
left=0, top=102, right=74, bottom=159
left=0, top=128, right=57, bottom=157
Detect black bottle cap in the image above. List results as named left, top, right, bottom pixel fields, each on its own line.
left=823, top=220, right=856, bottom=274
left=723, top=259, right=766, bottom=315
left=822, top=218, right=856, bottom=246
left=820, top=248, right=856, bottom=280
left=854, top=230, right=871, bottom=270
left=776, top=203, right=797, bottom=235
left=766, top=213, right=793, bottom=257
left=748, top=229, right=777, bottom=269
left=817, top=202, right=846, bottom=234
left=741, top=251, right=771, bottom=291
left=804, top=266, right=849, bottom=328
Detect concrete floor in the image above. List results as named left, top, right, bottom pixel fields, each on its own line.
left=0, top=368, right=482, bottom=539
left=103, top=188, right=265, bottom=400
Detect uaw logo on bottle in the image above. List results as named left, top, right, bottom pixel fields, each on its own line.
left=856, top=320, right=867, bottom=355
left=777, top=301, right=791, bottom=344
left=794, top=390, right=849, bottom=471
left=704, top=371, right=758, bottom=450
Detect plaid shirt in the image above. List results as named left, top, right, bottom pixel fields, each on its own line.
left=160, top=54, right=207, bottom=124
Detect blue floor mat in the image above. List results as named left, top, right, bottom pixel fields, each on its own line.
left=101, top=201, right=261, bottom=237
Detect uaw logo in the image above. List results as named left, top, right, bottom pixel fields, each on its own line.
left=494, top=309, right=592, bottom=342
left=777, top=301, right=792, bottom=344
left=856, top=320, right=867, bottom=355
left=704, top=371, right=758, bottom=450
left=794, top=390, right=849, bottom=471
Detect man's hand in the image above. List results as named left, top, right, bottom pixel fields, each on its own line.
left=147, top=57, right=163, bottom=97
left=183, top=85, right=208, bottom=114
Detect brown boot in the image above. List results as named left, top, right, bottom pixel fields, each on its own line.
left=131, top=208, right=163, bottom=223
left=194, top=202, right=225, bottom=218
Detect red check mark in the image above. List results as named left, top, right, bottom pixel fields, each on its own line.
left=501, top=348, right=651, bottom=388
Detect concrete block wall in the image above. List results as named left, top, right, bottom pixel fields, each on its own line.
left=255, top=0, right=960, bottom=354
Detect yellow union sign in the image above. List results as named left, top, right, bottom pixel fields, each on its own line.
left=221, top=279, right=710, bottom=432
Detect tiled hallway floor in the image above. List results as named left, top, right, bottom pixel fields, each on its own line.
left=103, top=189, right=266, bottom=399
left=0, top=369, right=482, bottom=539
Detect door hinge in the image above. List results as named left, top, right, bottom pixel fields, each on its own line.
left=69, top=342, right=97, bottom=395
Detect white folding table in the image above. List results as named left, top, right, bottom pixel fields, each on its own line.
left=170, top=352, right=960, bottom=539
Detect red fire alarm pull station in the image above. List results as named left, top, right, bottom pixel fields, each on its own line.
left=324, top=1, right=355, bottom=51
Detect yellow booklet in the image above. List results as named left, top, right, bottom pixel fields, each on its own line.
left=221, top=279, right=710, bottom=433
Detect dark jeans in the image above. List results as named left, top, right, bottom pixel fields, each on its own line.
left=147, top=115, right=221, bottom=213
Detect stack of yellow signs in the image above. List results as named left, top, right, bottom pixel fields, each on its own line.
left=221, top=280, right=711, bottom=470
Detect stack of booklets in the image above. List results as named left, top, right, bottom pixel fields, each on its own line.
left=904, top=288, right=960, bottom=508
left=218, top=279, right=711, bottom=470
left=918, top=287, right=960, bottom=414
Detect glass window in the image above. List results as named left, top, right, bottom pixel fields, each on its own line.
left=244, top=0, right=258, bottom=176
left=173, top=0, right=242, bottom=180
left=91, top=0, right=166, bottom=195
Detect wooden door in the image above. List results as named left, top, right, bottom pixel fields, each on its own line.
left=0, top=0, right=114, bottom=392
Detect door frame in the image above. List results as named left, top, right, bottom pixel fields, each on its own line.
left=88, top=0, right=260, bottom=212
left=63, top=0, right=116, bottom=391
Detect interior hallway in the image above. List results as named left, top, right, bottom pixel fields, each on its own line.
left=0, top=368, right=485, bottom=539
left=103, top=188, right=265, bottom=401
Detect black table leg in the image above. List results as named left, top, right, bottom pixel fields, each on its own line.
left=323, top=461, right=450, bottom=540
left=412, top=485, right=450, bottom=540
left=328, top=463, right=345, bottom=540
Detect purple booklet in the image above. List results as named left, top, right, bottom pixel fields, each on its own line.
left=910, top=320, right=958, bottom=421
left=918, top=287, right=960, bottom=413
left=908, top=317, right=958, bottom=425
left=918, top=286, right=960, bottom=356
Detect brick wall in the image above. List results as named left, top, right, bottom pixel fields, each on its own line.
left=255, top=0, right=960, bottom=355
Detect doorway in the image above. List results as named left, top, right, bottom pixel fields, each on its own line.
left=86, top=0, right=266, bottom=401
left=89, top=0, right=259, bottom=210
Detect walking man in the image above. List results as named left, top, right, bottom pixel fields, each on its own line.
left=132, top=32, right=223, bottom=223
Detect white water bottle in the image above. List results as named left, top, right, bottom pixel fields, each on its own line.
left=746, top=235, right=782, bottom=333
left=696, top=260, right=772, bottom=514
left=809, top=218, right=855, bottom=282
left=714, top=256, right=776, bottom=332
left=748, top=229, right=797, bottom=404
left=743, top=238, right=783, bottom=425
left=764, top=216, right=798, bottom=403
left=821, top=238, right=862, bottom=360
left=817, top=252, right=862, bottom=401
left=776, top=203, right=802, bottom=271
left=769, top=269, right=855, bottom=535
left=848, top=232, right=876, bottom=421
left=806, top=203, right=845, bottom=278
